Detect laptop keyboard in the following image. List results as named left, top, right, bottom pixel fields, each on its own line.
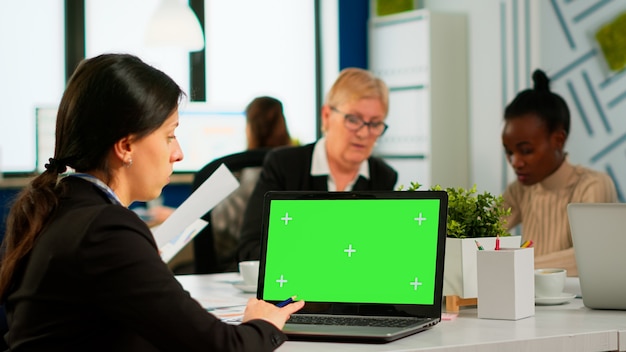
left=288, top=315, right=425, bottom=328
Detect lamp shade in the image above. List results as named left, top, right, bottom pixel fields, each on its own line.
left=145, top=0, right=204, bottom=52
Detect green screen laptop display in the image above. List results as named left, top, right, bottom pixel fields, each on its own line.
left=260, top=192, right=444, bottom=306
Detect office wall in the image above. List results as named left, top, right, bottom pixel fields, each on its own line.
left=538, top=0, right=626, bottom=201
left=424, top=0, right=509, bottom=195
left=425, top=0, right=626, bottom=200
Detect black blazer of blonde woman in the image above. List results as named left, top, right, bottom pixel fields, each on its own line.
left=237, top=142, right=398, bottom=262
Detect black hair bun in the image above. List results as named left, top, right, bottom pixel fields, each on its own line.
left=532, top=69, right=550, bottom=92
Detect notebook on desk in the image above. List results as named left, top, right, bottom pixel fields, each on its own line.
left=257, top=190, right=448, bottom=343
left=567, top=203, right=626, bottom=310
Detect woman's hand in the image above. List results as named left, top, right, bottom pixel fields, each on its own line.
left=242, top=298, right=305, bottom=329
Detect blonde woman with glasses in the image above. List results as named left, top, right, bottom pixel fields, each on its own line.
left=237, top=68, right=398, bottom=261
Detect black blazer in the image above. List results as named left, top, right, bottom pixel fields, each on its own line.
left=237, top=143, right=398, bottom=261
left=5, top=177, right=285, bottom=352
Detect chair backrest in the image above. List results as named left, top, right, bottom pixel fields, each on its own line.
left=191, top=149, right=269, bottom=273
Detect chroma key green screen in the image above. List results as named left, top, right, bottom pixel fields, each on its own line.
left=261, top=198, right=441, bottom=305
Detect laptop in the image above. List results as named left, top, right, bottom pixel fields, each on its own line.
left=257, top=190, right=448, bottom=343
left=567, top=203, right=626, bottom=310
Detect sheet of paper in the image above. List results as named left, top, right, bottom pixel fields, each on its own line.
left=208, top=305, right=246, bottom=324
left=153, top=164, right=239, bottom=262
left=159, top=218, right=208, bottom=264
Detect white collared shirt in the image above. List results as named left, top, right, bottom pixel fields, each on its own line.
left=310, top=137, right=369, bottom=191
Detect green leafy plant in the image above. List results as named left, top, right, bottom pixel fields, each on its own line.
left=400, top=182, right=510, bottom=238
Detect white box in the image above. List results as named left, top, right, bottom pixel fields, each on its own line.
left=444, top=236, right=522, bottom=297
left=477, top=248, right=534, bottom=320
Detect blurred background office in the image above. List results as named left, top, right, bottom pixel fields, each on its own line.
left=179, top=95, right=293, bottom=274
left=3, top=0, right=626, bottom=241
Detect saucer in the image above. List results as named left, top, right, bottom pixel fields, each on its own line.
left=233, top=281, right=257, bottom=293
left=535, top=292, right=576, bottom=305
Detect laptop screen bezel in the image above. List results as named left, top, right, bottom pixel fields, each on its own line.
left=257, top=190, right=448, bottom=319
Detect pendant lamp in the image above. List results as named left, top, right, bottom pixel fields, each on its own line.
left=145, top=0, right=204, bottom=52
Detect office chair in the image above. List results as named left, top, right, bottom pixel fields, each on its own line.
left=189, top=149, right=269, bottom=274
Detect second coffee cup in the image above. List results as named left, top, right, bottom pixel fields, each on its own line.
left=239, top=260, right=260, bottom=287
left=534, top=268, right=566, bottom=297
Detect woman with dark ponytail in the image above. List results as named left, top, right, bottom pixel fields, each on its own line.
left=501, top=69, right=617, bottom=277
left=0, top=54, right=302, bottom=351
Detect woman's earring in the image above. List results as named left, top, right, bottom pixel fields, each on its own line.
left=125, top=158, right=133, bottom=168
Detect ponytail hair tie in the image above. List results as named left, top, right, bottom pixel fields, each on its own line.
left=44, top=158, right=67, bottom=174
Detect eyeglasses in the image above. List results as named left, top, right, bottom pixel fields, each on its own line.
left=330, top=106, right=388, bottom=136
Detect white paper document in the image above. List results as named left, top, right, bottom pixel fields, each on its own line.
left=209, top=305, right=245, bottom=324
left=153, top=164, right=239, bottom=263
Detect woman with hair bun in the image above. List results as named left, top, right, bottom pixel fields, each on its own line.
left=501, top=69, right=617, bottom=277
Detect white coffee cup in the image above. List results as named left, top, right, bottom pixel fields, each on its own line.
left=534, top=268, right=566, bottom=297
left=238, top=260, right=260, bottom=286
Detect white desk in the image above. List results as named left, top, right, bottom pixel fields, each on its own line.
left=176, top=274, right=626, bottom=352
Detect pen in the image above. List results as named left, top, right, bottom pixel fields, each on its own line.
left=276, top=295, right=297, bottom=308
left=521, top=240, right=533, bottom=248
left=495, top=235, right=500, bottom=250
left=474, top=240, right=484, bottom=250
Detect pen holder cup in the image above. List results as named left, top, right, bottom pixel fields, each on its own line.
left=477, top=248, right=535, bottom=320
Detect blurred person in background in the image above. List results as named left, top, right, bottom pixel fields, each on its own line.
left=501, top=69, right=617, bottom=277
left=238, top=68, right=398, bottom=262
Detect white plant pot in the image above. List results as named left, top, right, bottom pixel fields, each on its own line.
left=443, top=236, right=522, bottom=298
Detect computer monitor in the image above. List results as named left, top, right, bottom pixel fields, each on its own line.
left=35, top=104, right=247, bottom=174
left=175, top=103, right=247, bottom=173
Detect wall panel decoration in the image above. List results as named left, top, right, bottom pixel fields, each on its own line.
left=539, top=0, right=626, bottom=201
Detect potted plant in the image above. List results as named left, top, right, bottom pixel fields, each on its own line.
left=403, top=183, right=518, bottom=299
